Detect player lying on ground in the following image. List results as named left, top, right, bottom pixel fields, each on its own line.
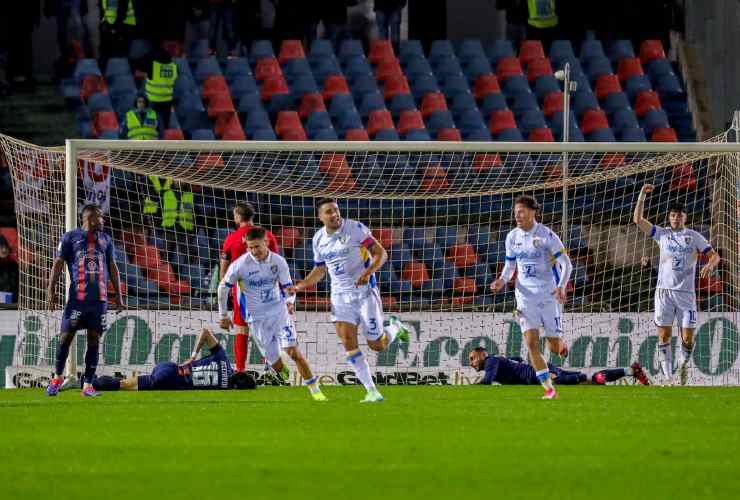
left=218, top=227, right=327, bottom=401
left=91, top=328, right=256, bottom=391
left=633, top=184, right=720, bottom=385
left=490, top=195, right=572, bottom=399
left=288, top=198, right=409, bottom=403
left=468, top=347, right=650, bottom=386
left=46, top=204, right=124, bottom=398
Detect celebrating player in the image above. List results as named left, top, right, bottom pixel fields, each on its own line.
left=490, top=195, right=573, bottom=399
left=218, top=227, right=327, bottom=401
left=46, top=204, right=124, bottom=397
left=220, top=202, right=280, bottom=373
left=288, top=199, right=409, bottom=403
left=90, top=328, right=256, bottom=391
left=633, top=184, right=720, bottom=385
left=469, top=347, right=650, bottom=386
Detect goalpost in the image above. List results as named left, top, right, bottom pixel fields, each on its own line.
left=1, top=134, right=739, bottom=387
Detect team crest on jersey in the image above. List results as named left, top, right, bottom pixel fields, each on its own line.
left=532, top=238, right=543, bottom=249
left=270, top=264, right=278, bottom=274
left=86, top=260, right=98, bottom=272
left=340, top=234, right=349, bottom=244
left=684, top=236, right=692, bottom=244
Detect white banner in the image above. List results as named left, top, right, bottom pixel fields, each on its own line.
left=3, top=310, right=740, bottom=388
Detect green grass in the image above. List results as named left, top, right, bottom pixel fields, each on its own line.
left=1, top=386, right=739, bottom=500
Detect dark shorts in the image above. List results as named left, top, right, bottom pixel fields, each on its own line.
left=137, top=362, right=187, bottom=391
left=61, top=301, right=108, bottom=334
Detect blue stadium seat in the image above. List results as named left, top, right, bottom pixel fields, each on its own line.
left=195, top=57, right=222, bottom=82
left=618, top=127, right=646, bottom=141
left=252, top=128, right=277, bottom=140
left=191, top=129, right=216, bottom=140
left=74, top=58, right=101, bottom=82
left=105, top=58, right=131, bottom=80
left=176, top=91, right=206, bottom=118
left=112, top=92, right=136, bottom=117
left=188, top=39, right=210, bottom=59
left=501, top=74, right=529, bottom=95
left=242, top=110, right=272, bottom=135
left=430, top=40, right=456, bottom=64
left=109, top=74, right=137, bottom=97
left=656, top=73, right=684, bottom=98
left=587, top=128, right=616, bottom=142
left=548, top=110, right=580, bottom=136
left=625, top=75, right=652, bottom=99
left=335, top=111, right=363, bottom=135
left=585, top=56, right=613, bottom=83
left=173, top=75, right=196, bottom=100
left=611, top=108, right=639, bottom=133
left=98, top=130, right=119, bottom=140
left=426, top=110, right=455, bottom=133
left=343, top=58, right=374, bottom=83
left=609, top=39, right=635, bottom=63
left=250, top=40, right=275, bottom=62
left=486, top=40, right=515, bottom=65
left=434, top=58, right=465, bottom=81
left=309, top=39, right=334, bottom=59
left=405, top=58, right=435, bottom=81
left=309, top=127, right=339, bottom=140
left=174, top=58, right=194, bottom=81
left=129, top=39, right=152, bottom=60
left=283, top=58, right=313, bottom=81
left=399, top=40, right=424, bottom=64
left=602, top=92, right=630, bottom=115
left=411, top=75, right=440, bottom=100
left=373, top=128, right=401, bottom=140
left=518, top=108, right=547, bottom=134
left=640, top=108, right=670, bottom=135
left=87, top=92, right=113, bottom=113
left=549, top=40, right=575, bottom=65
left=389, top=93, right=417, bottom=120
left=351, top=75, right=381, bottom=102
left=572, top=89, right=599, bottom=118
left=237, top=92, right=263, bottom=114
left=359, top=91, right=386, bottom=120
left=441, top=75, right=471, bottom=99
left=463, top=127, right=493, bottom=141
left=329, top=94, right=357, bottom=120
left=339, top=39, right=364, bottom=61
left=267, top=93, right=294, bottom=117
left=312, top=57, right=342, bottom=82
left=289, top=75, right=319, bottom=100
left=480, top=92, right=507, bottom=117
left=451, top=93, right=477, bottom=118
left=457, top=39, right=486, bottom=62
left=229, top=76, right=259, bottom=96
left=388, top=244, right=413, bottom=271
left=225, top=58, right=252, bottom=82
left=306, top=111, right=333, bottom=132
left=552, top=55, right=585, bottom=78
left=580, top=39, right=606, bottom=62
left=534, top=74, right=560, bottom=99
left=405, top=129, right=432, bottom=141
left=508, top=89, right=539, bottom=116
left=496, top=128, right=523, bottom=141
left=462, top=57, right=493, bottom=83
left=646, top=58, right=674, bottom=81
left=435, top=226, right=459, bottom=250
left=456, top=108, right=486, bottom=132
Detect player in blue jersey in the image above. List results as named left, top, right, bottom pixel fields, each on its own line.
left=89, top=328, right=256, bottom=391
left=634, top=184, right=720, bottom=384
left=46, top=204, right=124, bottom=397
left=468, top=347, right=650, bottom=386
left=490, top=195, right=573, bottom=399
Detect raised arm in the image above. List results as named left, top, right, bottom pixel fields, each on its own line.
left=188, top=328, right=220, bottom=363
left=633, top=184, right=655, bottom=234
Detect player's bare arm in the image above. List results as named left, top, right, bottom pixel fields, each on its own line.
left=699, top=249, right=721, bottom=279
left=633, top=184, right=654, bottom=234
left=47, top=257, right=65, bottom=310
left=290, top=265, right=327, bottom=294
left=107, top=258, right=124, bottom=311
left=356, top=236, right=387, bottom=286
left=185, top=328, right=219, bottom=364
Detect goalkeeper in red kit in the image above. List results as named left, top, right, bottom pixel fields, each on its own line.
left=220, top=202, right=280, bottom=372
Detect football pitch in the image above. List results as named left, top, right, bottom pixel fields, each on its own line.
left=1, top=386, right=739, bottom=500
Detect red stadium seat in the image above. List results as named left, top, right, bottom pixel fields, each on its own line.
left=0, top=227, right=18, bottom=260
left=543, top=91, right=564, bottom=117
left=298, top=92, right=327, bottom=119
left=519, top=40, right=546, bottom=66
left=420, top=92, right=448, bottom=118
left=421, top=165, right=449, bottom=192
left=92, top=111, right=118, bottom=136
left=326, top=174, right=357, bottom=193
left=322, top=75, right=350, bottom=101
left=600, top=153, right=626, bottom=169
left=163, top=128, right=185, bottom=140
left=278, top=40, right=306, bottom=64
left=472, top=152, right=503, bottom=172
left=281, top=128, right=307, bottom=141
left=545, top=164, right=562, bottom=181
left=195, top=152, right=225, bottom=170
left=698, top=275, right=723, bottom=294
left=375, top=58, right=403, bottom=82
left=319, top=153, right=352, bottom=179
left=453, top=277, right=477, bottom=294
left=474, top=74, right=501, bottom=100
left=381, top=295, right=398, bottom=309
left=528, top=127, right=554, bottom=142
left=275, top=111, right=302, bottom=137
left=670, top=164, right=696, bottom=191
left=639, top=40, right=666, bottom=65
left=373, top=228, right=395, bottom=249
left=261, top=75, right=290, bottom=101
left=580, top=109, right=609, bottom=135
left=652, top=127, right=678, bottom=142
left=496, top=57, right=524, bottom=81
left=344, top=128, right=370, bottom=141
left=634, top=90, right=662, bottom=117
left=367, top=109, right=395, bottom=136
left=218, top=115, right=246, bottom=140
left=398, top=110, right=425, bottom=135
left=255, top=57, right=282, bottom=81
left=383, top=74, right=411, bottom=101
left=488, top=109, right=517, bottom=135
left=80, top=74, right=107, bottom=101
left=201, top=75, right=230, bottom=101
left=401, top=260, right=430, bottom=288
left=207, top=94, right=236, bottom=118
left=617, top=57, right=644, bottom=82
left=447, top=243, right=478, bottom=268
left=436, top=128, right=462, bottom=141
left=369, top=39, right=395, bottom=64
left=595, top=74, right=622, bottom=99
left=526, top=57, right=553, bottom=82
left=276, top=227, right=301, bottom=251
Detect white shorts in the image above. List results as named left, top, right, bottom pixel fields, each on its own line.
left=249, top=307, right=297, bottom=364
left=515, top=296, right=563, bottom=338
left=654, top=289, right=697, bottom=328
left=330, top=288, right=384, bottom=341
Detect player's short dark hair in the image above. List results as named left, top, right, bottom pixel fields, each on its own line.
left=234, top=202, right=255, bottom=222
left=514, top=195, right=539, bottom=212
left=667, top=202, right=686, bottom=214
left=245, top=226, right=267, bottom=241
left=316, top=197, right=337, bottom=212
left=228, top=372, right=257, bottom=390
left=472, top=346, right=488, bottom=355
left=81, top=204, right=101, bottom=217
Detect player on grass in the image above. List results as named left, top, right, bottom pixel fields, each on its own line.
left=218, top=227, right=327, bottom=401
left=633, top=184, right=720, bottom=385
left=469, top=347, right=650, bottom=386
left=46, top=204, right=124, bottom=397
left=220, top=202, right=280, bottom=373
left=288, top=198, right=409, bottom=403
left=490, top=195, right=572, bottom=399
left=90, top=328, right=256, bottom=391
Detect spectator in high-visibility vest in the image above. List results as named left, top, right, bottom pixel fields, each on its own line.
left=526, top=0, right=557, bottom=46
left=120, top=95, right=162, bottom=140
left=143, top=177, right=195, bottom=233
left=98, top=0, right=137, bottom=69
left=144, top=47, right=178, bottom=130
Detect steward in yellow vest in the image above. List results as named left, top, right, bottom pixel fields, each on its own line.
left=122, top=95, right=160, bottom=140
left=143, top=177, right=195, bottom=232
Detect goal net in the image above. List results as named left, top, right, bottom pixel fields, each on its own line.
left=1, top=134, right=738, bottom=387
